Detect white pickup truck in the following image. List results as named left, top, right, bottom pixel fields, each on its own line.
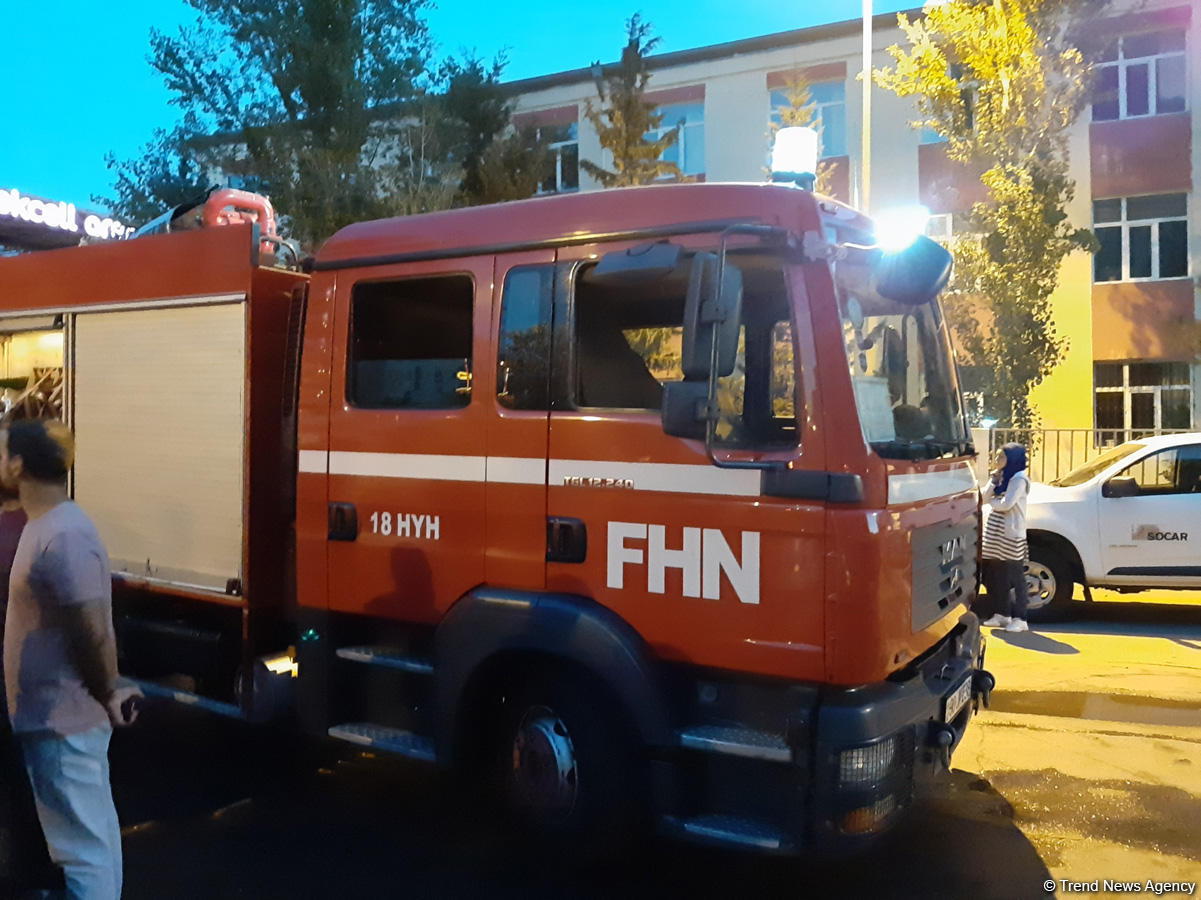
left=1016, top=432, right=1201, bottom=620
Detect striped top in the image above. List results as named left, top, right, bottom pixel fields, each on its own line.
left=981, top=471, right=1030, bottom=562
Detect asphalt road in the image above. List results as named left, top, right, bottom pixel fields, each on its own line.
left=110, top=592, right=1201, bottom=900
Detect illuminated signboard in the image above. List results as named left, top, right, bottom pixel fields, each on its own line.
left=0, top=187, right=130, bottom=251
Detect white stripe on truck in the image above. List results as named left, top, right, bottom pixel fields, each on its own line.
left=299, top=450, right=763, bottom=497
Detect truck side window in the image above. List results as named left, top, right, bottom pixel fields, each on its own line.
left=571, top=252, right=799, bottom=448
left=348, top=275, right=474, bottom=409
left=497, top=265, right=553, bottom=410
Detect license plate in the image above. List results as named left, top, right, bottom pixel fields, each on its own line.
left=943, top=675, right=972, bottom=722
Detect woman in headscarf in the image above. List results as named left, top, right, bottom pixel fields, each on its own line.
left=980, top=442, right=1032, bottom=633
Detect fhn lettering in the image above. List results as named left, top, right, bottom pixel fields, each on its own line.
left=606, top=522, right=760, bottom=605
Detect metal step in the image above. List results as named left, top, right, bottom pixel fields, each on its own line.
left=327, top=723, right=436, bottom=763
left=661, top=814, right=788, bottom=852
left=131, top=678, right=244, bottom=719
left=334, top=646, right=434, bottom=675
left=676, top=725, right=792, bottom=763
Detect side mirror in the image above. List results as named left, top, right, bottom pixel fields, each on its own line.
left=661, top=381, right=710, bottom=439
left=681, top=253, right=743, bottom=379
left=1102, top=476, right=1139, bottom=498
left=876, top=235, right=953, bottom=306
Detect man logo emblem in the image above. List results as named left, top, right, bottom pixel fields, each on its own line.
left=940, top=536, right=963, bottom=566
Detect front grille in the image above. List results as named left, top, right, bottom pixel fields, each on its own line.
left=910, top=514, right=978, bottom=632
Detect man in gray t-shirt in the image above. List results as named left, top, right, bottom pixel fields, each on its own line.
left=1, top=419, right=139, bottom=900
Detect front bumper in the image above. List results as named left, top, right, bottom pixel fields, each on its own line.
left=809, top=611, right=990, bottom=847
left=658, top=612, right=991, bottom=855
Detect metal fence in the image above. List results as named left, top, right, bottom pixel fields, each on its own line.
left=985, top=428, right=1195, bottom=484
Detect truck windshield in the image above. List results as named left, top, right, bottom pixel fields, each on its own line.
left=1051, top=442, right=1145, bottom=487
left=831, top=252, right=968, bottom=460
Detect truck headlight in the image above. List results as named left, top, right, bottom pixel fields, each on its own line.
left=838, top=735, right=898, bottom=785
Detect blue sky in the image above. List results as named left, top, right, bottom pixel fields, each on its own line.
left=0, top=1, right=915, bottom=215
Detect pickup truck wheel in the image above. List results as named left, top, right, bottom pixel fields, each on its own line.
left=487, top=670, right=642, bottom=851
left=1024, top=547, right=1074, bottom=622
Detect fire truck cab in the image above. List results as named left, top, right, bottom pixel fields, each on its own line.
left=293, top=182, right=990, bottom=851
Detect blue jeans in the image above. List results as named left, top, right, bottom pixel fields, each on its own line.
left=19, top=725, right=122, bottom=900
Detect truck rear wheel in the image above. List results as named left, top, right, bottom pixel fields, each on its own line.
left=1024, top=546, right=1075, bottom=622
left=487, top=669, right=641, bottom=849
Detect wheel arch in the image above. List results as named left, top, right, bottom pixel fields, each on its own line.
left=432, top=588, right=671, bottom=764
left=1027, top=529, right=1085, bottom=583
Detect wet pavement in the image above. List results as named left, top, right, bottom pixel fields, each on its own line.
left=109, top=591, right=1200, bottom=899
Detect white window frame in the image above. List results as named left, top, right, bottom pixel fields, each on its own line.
left=1093, top=194, right=1189, bottom=283
left=1094, top=29, right=1188, bottom=121
left=648, top=101, right=705, bottom=177
left=535, top=122, right=579, bottom=195
left=1094, top=362, right=1193, bottom=433
left=768, top=82, right=847, bottom=159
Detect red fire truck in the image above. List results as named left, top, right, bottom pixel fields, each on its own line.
left=0, top=181, right=991, bottom=853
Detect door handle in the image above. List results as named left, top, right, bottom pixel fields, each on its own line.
left=546, top=517, right=587, bottom=563
left=328, top=502, right=358, bottom=541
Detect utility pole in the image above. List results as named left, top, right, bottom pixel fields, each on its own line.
left=862, top=0, right=872, bottom=212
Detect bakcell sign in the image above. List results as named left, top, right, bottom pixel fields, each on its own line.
left=0, top=187, right=130, bottom=247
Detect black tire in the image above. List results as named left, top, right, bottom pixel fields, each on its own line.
left=485, top=667, right=643, bottom=850
left=1024, top=545, right=1075, bottom=622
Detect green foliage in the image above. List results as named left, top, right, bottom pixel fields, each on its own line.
left=474, top=126, right=554, bottom=205
left=439, top=55, right=518, bottom=205
left=100, top=124, right=210, bottom=225
left=874, top=0, right=1100, bottom=427
left=106, top=9, right=549, bottom=244
left=106, top=0, right=433, bottom=247
left=380, top=56, right=550, bottom=215
left=582, top=15, right=683, bottom=187
left=624, top=327, right=681, bottom=377
left=438, top=56, right=554, bottom=206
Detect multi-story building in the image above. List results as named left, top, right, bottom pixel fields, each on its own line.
left=507, top=3, right=1198, bottom=432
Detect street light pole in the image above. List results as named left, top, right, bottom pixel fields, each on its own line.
left=862, top=0, right=872, bottom=212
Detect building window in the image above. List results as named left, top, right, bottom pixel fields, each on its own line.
left=925, top=214, right=953, bottom=244
left=769, top=82, right=847, bottom=158
left=1093, top=194, right=1188, bottom=282
left=648, top=101, right=705, bottom=176
left=1093, top=29, right=1187, bottom=121
left=348, top=275, right=474, bottom=409
left=1094, top=362, right=1192, bottom=435
left=537, top=122, right=579, bottom=194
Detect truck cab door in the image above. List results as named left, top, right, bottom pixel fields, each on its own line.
left=1099, top=443, right=1201, bottom=580
left=543, top=243, right=828, bottom=680
left=325, top=259, right=493, bottom=621
left=486, top=252, right=555, bottom=589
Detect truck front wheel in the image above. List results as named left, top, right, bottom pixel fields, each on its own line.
left=1025, top=546, right=1075, bottom=622
left=487, top=670, right=642, bottom=849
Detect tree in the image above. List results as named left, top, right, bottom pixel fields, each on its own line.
left=474, top=126, right=553, bottom=205
left=768, top=70, right=836, bottom=195
left=100, top=124, right=211, bottom=226
left=437, top=54, right=553, bottom=207
left=105, top=0, right=434, bottom=248
left=874, top=0, right=1100, bottom=428
left=581, top=15, right=683, bottom=187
